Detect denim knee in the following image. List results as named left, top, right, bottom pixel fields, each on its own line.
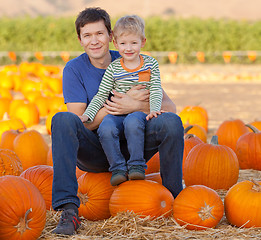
left=123, top=112, right=146, bottom=132
left=97, top=116, right=120, bottom=139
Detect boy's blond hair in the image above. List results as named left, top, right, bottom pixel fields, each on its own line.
left=113, top=15, right=145, bottom=40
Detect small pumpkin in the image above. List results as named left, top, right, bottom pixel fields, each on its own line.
left=184, top=124, right=207, bottom=143
left=216, top=119, right=249, bottom=152
left=0, top=129, right=23, bottom=150
left=20, top=165, right=53, bottom=210
left=224, top=179, right=261, bottom=228
left=13, top=130, right=49, bottom=170
left=173, top=185, right=224, bottom=230
left=179, top=105, right=208, bottom=132
left=77, top=172, right=115, bottom=220
left=0, top=175, right=46, bottom=240
left=235, top=124, right=261, bottom=170
left=109, top=180, right=174, bottom=219
left=183, top=135, right=239, bottom=190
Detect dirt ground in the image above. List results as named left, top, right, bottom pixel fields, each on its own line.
left=159, top=64, right=261, bottom=135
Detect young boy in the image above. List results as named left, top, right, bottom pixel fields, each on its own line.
left=79, top=15, right=164, bottom=186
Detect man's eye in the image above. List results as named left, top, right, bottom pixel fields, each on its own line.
left=98, top=32, right=103, bottom=35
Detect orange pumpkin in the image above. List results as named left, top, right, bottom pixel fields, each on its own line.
left=235, top=124, right=261, bottom=170
left=20, top=165, right=53, bottom=210
left=173, top=185, right=224, bottom=230
left=145, top=172, right=162, bottom=184
left=145, top=152, right=160, bottom=174
left=182, top=134, right=203, bottom=173
left=0, top=129, right=23, bottom=150
left=0, top=119, right=26, bottom=140
left=0, top=149, right=23, bottom=176
left=248, top=120, right=261, bottom=131
left=179, top=105, right=208, bottom=132
left=0, top=98, right=11, bottom=120
left=0, top=175, right=46, bottom=240
left=46, top=147, right=53, bottom=166
left=184, top=124, right=207, bottom=142
left=109, top=180, right=174, bottom=219
left=225, top=180, right=261, bottom=228
left=216, top=119, right=248, bottom=152
left=13, top=130, right=49, bottom=170
left=76, top=167, right=86, bottom=179
left=9, top=101, right=40, bottom=127
left=183, top=135, right=239, bottom=190
left=77, top=172, right=115, bottom=220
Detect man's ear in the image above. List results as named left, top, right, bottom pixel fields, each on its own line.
left=78, top=36, right=83, bottom=46
left=109, top=32, right=113, bottom=42
left=141, top=38, right=146, bottom=48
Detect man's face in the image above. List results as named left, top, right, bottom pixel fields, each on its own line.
left=78, top=20, right=112, bottom=61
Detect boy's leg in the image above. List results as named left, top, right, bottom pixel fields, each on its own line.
left=51, top=112, right=109, bottom=211
left=123, top=111, right=147, bottom=170
left=144, top=112, right=184, bottom=198
left=97, top=114, right=128, bottom=186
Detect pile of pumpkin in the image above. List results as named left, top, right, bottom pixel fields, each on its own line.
left=0, top=62, right=261, bottom=239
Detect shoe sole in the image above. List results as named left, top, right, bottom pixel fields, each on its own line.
left=111, top=175, right=127, bottom=186
left=128, top=172, right=145, bottom=180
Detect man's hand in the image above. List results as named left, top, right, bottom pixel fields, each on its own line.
left=146, top=110, right=165, bottom=121
left=79, top=114, right=89, bottom=123
left=126, top=85, right=150, bottom=101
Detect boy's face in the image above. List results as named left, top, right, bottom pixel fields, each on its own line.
left=78, top=20, right=112, bottom=61
left=113, top=33, right=146, bottom=62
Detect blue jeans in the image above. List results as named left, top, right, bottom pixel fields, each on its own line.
left=97, top=112, right=147, bottom=172
left=51, top=111, right=184, bottom=210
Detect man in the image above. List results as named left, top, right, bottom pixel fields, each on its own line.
left=52, top=7, right=184, bottom=235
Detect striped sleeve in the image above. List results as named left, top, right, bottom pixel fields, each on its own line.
left=148, top=57, right=163, bottom=112
left=83, top=64, right=114, bottom=122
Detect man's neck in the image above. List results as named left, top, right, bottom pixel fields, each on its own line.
left=89, top=52, right=112, bottom=69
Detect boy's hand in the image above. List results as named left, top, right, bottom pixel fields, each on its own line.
left=146, top=110, right=165, bottom=121
left=79, top=115, right=89, bottom=123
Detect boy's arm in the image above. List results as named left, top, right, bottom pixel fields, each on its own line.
left=67, top=102, right=108, bottom=130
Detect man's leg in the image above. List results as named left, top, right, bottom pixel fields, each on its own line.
left=144, top=112, right=184, bottom=198
left=51, top=112, right=109, bottom=211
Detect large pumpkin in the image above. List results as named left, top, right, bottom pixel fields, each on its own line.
left=224, top=180, right=261, bottom=228
left=77, top=172, right=115, bottom=220
left=235, top=124, right=261, bottom=170
left=145, top=172, right=162, bottom=184
left=183, top=135, right=239, bottom=190
left=109, top=180, right=174, bottom=219
left=173, top=185, right=224, bottom=230
left=215, top=119, right=248, bottom=152
left=13, top=130, right=49, bottom=170
left=0, top=129, right=23, bottom=150
left=20, top=165, right=53, bottom=210
left=0, top=148, right=23, bottom=176
left=0, top=175, right=46, bottom=239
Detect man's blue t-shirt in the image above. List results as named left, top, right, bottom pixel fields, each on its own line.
left=63, top=50, right=120, bottom=105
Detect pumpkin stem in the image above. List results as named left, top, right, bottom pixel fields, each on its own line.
left=251, top=179, right=261, bottom=192
left=246, top=124, right=260, bottom=133
left=198, top=202, right=215, bottom=221
left=15, top=208, right=32, bottom=234
left=210, top=135, right=219, bottom=145
left=78, top=192, right=89, bottom=205
left=184, top=133, right=197, bottom=140
left=184, top=125, right=194, bottom=134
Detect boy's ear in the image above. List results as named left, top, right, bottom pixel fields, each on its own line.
left=141, top=38, right=147, bottom=48
left=78, top=36, right=83, bottom=46
left=113, top=39, right=118, bottom=49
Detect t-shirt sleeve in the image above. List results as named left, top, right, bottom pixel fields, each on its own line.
left=63, top=65, right=88, bottom=104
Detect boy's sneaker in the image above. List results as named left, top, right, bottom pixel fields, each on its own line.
left=128, top=165, right=145, bottom=180
left=111, top=170, right=128, bottom=186
left=52, top=209, right=81, bottom=235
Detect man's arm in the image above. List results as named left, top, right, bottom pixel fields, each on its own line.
left=66, top=102, right=108, bottom=130
left=103, top=86, right=176, bottom=115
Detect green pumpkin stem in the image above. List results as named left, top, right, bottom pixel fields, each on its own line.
left=184, top=125, right=194, bottom=134
left=210, top=135, right=219, bottom=145
left=246, top=124, right=260, bottom=133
